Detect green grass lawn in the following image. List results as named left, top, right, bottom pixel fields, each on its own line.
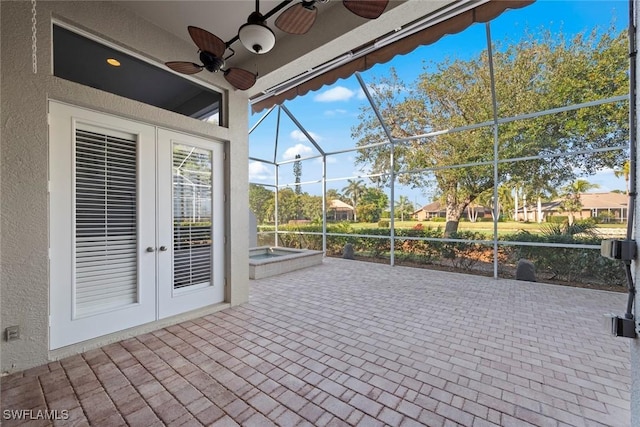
left=351, top=220, right=626, bottom=235
left=260, top=220, right=626, bottom=237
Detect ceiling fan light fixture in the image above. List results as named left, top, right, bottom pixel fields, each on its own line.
left=239, top=11, right=275, bottom=54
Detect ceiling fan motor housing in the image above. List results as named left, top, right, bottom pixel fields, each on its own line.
left=302, top=0, right=317, bottom=10
left=200, top=51, right=225, bottom=72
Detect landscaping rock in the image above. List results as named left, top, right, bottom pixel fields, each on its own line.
left=516, top=259, right=537, bottom=282
left=343, top=243, right=355, bottom=260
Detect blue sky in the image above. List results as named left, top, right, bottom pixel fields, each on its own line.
left=249, top=0, right=630, bottom=209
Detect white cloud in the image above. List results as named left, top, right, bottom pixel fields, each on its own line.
left=283, top=143, right=313, bottom=160
left=314, top=86, right=355, bottom=102
left=315, top=156, right=337, bottom=164
left=248, top=161, right=273, bottom=181
left=290, top=129, right=321, bottom=142
left=324, top=109, right=348, bottom=117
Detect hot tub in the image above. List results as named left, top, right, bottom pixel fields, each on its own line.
left=249, top=246, right=323, bottom=279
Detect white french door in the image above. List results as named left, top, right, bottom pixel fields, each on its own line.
left=49, top=102, right=224, bottom=349
left=157, top=129, right=225, bottom=318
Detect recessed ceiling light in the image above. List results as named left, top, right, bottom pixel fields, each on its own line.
left=106, top=58, right=121, bottom=67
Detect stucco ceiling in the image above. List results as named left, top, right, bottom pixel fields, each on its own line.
left=117, top=0, right=460, bottom=97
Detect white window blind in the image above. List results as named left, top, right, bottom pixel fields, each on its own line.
left=173, top=144, right=213, bottom=290
left=75, top=128, right=138, bottom=316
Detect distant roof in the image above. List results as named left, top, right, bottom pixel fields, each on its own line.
left=519, top=192, right=629, bottom=213
left=414, top=201, right=491, bottom=214
left=414, top=201, right=443, bottom=214
left=578, top=192, right=628, bottom=209
left=330, top=199, right=354, bottom=210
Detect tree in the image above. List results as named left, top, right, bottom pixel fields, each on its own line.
left=342, top=179, right=366, bottom=222
left=326, top=188, right=342, bottom=201
left=512, top=178, right=557, bottom=222
left=352, top=26, right=628, bottom=236
left=293, top=154, right=302, bottom=219
left=357, top=187, right=389, bottom=222
left=476, top=184, right=514, bottom=221
left=527, top=182, right=557, bottom=223
left=467, top=200, right=480, bottom=223
left=497, top=185, right=514, bottom=220
left=394, top=195, right=414, bottom=221
left=614, top=160, right=630, bottom=194
left=560, top=179, right=600, bottom=225
left=273, top=188, right=298, bottom=223
left=249, top=184, right=274, bottom=224
left=300, top=193, right=323, bottom=222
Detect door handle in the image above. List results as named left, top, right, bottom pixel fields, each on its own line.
left=159, top=246, right=168, bottom=252
left=146, top=247, right=155, bottom=252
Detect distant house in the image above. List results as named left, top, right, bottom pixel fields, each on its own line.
left=328, top=199, right=355, bottom=221
left=516, top=192, right=628, bottom=223
left=413, top=201, right=491, bottom=221
left=413, top=201, right=445, bottom=221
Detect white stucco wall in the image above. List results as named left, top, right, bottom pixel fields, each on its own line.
left=0, top=1, right=249, bottom=372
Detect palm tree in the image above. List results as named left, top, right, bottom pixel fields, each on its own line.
left=614, top=160, right=630, bottom=195
left=497, top=184, right=514, bottom=220
left=511, top=182, right=523, bottom=222
left=522, top=182, right=557, bottom=223
left=394, top=195, right=413, bottom=222
left=326, top=189, right=341, bottom=201
left=342, top=179, right=365, bottom=222
left=560, top=179, right=600, bottom=225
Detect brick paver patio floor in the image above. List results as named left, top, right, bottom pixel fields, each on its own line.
left=0, top=258, right=631, bottom=426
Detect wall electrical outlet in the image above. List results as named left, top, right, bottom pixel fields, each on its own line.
left=5, top=325, right=20, bottom=341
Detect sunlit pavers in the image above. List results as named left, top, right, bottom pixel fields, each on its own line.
left=1, top=258, right=630, bottom=426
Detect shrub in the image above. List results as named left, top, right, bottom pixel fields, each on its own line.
left=596, top=211, right=616, bottom=223
left=394, top=227, right=443, bottom=262
left=441, top=231, right=490, bottom=270
left=270, top=222, right=625, bottom=287
left=502, top=230, right=625, bottom=285
left=378, top=219, right=390, bottom=228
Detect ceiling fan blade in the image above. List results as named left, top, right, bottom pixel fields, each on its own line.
left=275, top=2, right=317, bottom=35
left=224, top=68, right=257, bottom=90
left=166, top=61, right=204, bottom=75
left=342, top=0, right=388, bottom=19
left=187, top=26, right=226, bottom=57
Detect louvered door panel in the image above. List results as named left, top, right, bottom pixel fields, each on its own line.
left=75, top=129, right=138, bottom=317
left=172, top=144, right=213, bottom=291
left=157, top=130, right=224, bottom=318
left=50, top=102, right=156, bottom=349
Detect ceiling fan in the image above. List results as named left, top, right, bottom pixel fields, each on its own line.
left=276, top=0, right=389, bottom=35
left=166, top=26, right=257, bottom=91
left=165, top=0, right=389, bottom=90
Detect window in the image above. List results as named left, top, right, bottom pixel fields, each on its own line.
left=53, top=24, right=223, bottom=124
